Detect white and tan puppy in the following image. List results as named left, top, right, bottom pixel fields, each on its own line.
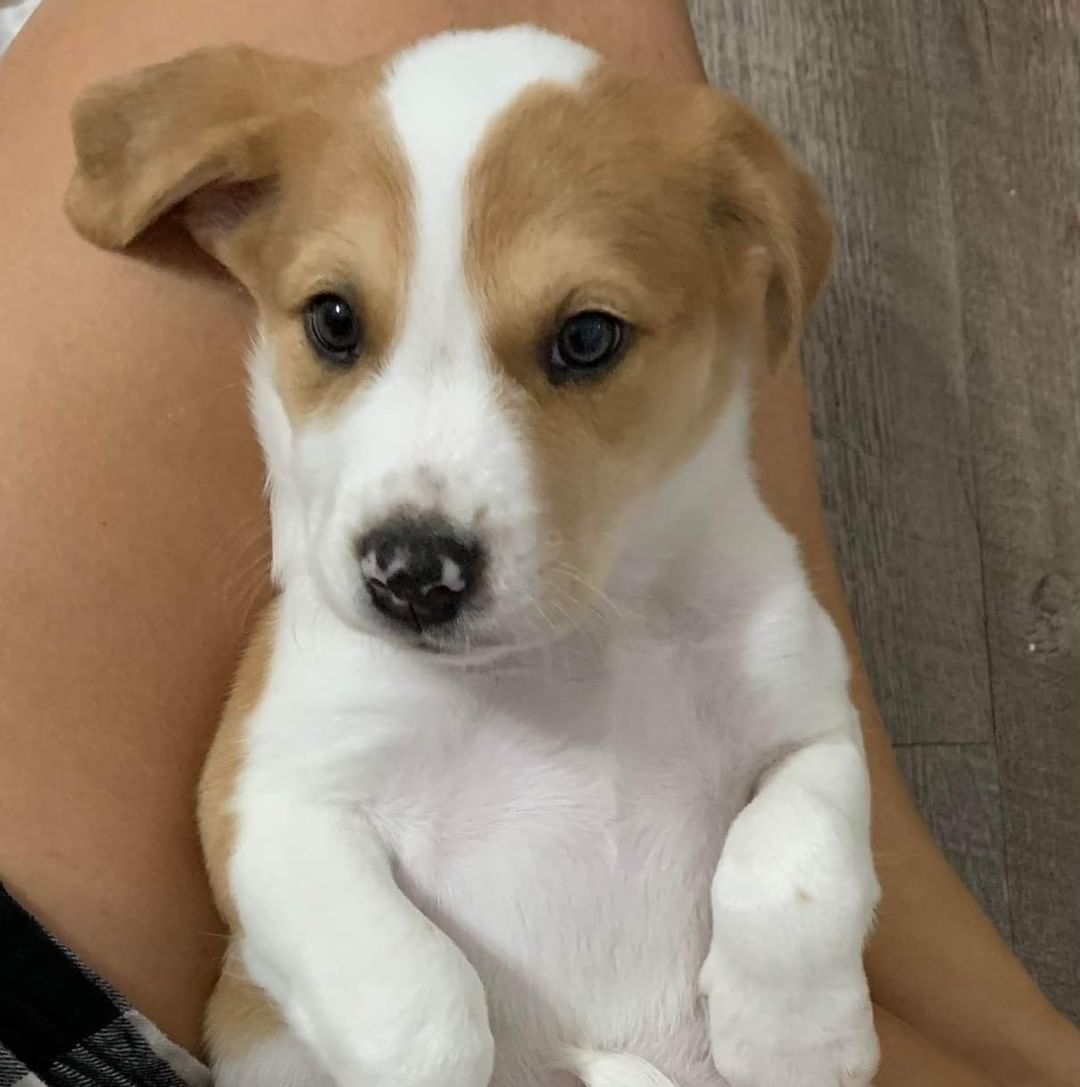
left=66, top=26, right=879, bottom=1087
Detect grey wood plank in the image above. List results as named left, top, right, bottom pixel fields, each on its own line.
left=927, top=0, right=1080, bottom=1020
left=895, top=743, right=1011, bottom=939
left=688, top=0, right=993, bottom=745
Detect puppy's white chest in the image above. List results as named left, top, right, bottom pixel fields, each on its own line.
left=357, top=640, right=755, bottom=1063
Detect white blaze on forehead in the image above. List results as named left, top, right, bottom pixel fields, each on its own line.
left=292, top=30, right=600, bottom=631
left=381, top=27, right=597, bottom=342
left=309, top=30, right=598, bottom=544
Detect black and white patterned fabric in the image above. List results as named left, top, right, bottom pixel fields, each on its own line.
left=0, top=885, right=209, bottom=1087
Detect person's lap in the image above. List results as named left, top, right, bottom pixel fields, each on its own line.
left=0, top=2, right=1074, bottom=1084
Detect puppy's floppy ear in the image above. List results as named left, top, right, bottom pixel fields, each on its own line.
left=65, top=45, right=328, bottom=267
left=699, top=88, right=834, bottom=369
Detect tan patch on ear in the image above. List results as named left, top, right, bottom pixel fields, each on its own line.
left=702, top=87, right=834, bottom=368
left=65, top=46, right=330, bottom=250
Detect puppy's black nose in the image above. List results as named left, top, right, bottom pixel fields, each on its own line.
left=356, top=517, right=483, bottom=630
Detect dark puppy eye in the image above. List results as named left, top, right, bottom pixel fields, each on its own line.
left=304, top=293, right=362, bottom=364
left=549, top=311, right=626, bottom=383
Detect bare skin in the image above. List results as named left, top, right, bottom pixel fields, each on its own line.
left=0, top=1, right=1077, bottom=1084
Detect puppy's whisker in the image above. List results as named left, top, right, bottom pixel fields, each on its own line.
left=236, top=559, right=274, bottom=632
left=543, top=582, right=610, bottom=663
left=547, top=563, right=630, bottom=639
left=212, top=511, right=272, bottom=571
left=158, top=379, right=251, bottom=425
left=526, top=597, right=561, bottom=682
left=529, top=597, right=560, bottom=638
left=549, top=561, right=623, bottom=617
left=222, top=543, right=273, bottom=620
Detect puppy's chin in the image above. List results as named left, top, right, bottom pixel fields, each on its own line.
left=364, top=602, right=585, bottom=667
left=386, top=613, right=573, bottom=666
left=307, top=574, right=538, bottom=661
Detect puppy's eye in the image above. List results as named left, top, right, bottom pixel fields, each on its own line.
left=304, top=293, right=362, bottom=364
left=549, top=311, right=626, bottom=382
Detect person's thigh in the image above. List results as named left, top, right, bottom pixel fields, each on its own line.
left=0, top=0, right=705, bottom=1054
left=874, top=1010, right=996, bottom=1087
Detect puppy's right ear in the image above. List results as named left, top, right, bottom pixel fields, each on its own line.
left=695, top=87, right=834, bottom=371
left=65, top=46, right=328, bottom=263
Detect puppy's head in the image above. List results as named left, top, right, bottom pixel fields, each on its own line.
left=66, top=28, right=831, bottom=656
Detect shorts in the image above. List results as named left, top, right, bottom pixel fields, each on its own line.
left=0, top=884, right=209, bottom=1087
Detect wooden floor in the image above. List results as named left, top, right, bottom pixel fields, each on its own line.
left=690, top=0, right=1080, bottom=1021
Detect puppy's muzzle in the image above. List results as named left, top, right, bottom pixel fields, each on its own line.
left=356, top=516, right=484, bottom=631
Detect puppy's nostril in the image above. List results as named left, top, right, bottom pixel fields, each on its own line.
left=356, top=517, right=483, bottom=631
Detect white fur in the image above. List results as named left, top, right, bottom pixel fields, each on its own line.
left=224, top=26, right=879, bottom=1087
left=215, top=1032, right=333, bottom=1087
left=561, top=1049, right=680, bottom=1087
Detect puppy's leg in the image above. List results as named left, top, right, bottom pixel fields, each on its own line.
left=702, top=731, right=880, bottom=1087
left=206, top=951, right=332, bottom=1087
left=230, top=795, right=494, bottom=1087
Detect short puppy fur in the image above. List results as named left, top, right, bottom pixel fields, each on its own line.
left=66, top=26, right=879, bottom=1087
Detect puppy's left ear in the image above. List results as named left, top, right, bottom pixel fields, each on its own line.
left=700, top=89, right=834, bottom=369
left=64, top=45, right=329, bottom=269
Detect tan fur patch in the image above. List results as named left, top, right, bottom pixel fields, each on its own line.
left=198, top=600, right=282, bottom=1054
left=198, top=599, right=277, bottom=921
left=464, top=69, right=831, bottom=595
left=65, top=46, right=328, bottom=250
left=204, top=947, right=285, bottom=1061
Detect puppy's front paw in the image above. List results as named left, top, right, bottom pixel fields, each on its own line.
left=702, top=953, right=878, bottom=1087
left=280, top=949, right=494, bottom=1087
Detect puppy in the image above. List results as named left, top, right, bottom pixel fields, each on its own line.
left=66, top=26, right=879, bottom=1087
